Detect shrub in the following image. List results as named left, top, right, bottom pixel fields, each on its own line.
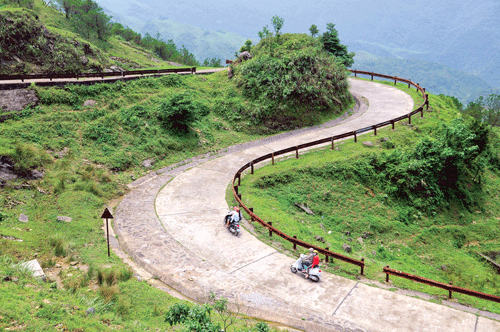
left=99, top=284, right=120, bottom=303
left=10, top=143, right=53, bottom=175
left=108, top=151, right=133, bottom=171
left=157, top=92, right=209, bottom=133
left=83, top=124, right=117, bottom=144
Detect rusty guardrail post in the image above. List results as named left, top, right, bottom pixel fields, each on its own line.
left=391, top=120, right=395, bottom=130
left=295, top=147, right=299, bottom=159
left=250, top=162, right=254, bottom=174
left=331, top=138, right=335, bottom=150
left=234, top=186, right=238, bottom=195
left=354, top=131, right=357, bottom=143
left=449, top=282, right=453, bottom=299
left=272, top=153, right=275, bottom=165
left=249, top=207, right=254, bottom=221
left=268, top=222, right=273, bottom=237
left=325, top=247, right=329, bottom=263
left=293, top=236, right=297, bottom=250
left=408, top=114, right=412, bottom=125
left=361, top=258, right=364, bottom=275
left=386, top=266, right=390, bottom=282
left=373, top=125, right=377, bottom=136
left=426, top=94, right=429, bottom=110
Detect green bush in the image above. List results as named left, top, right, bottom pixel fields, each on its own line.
left=157, top=92, right=209, bottom=133
left=10, top=142, right=53, bottom=175
left=36, top=87, right=80, bottom=106
left=232, top=33, right=352, bottom=128
left=84, top=124, right=118, bottom=145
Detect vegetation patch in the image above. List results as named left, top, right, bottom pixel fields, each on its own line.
left=237, top=83, right=500, bottom=313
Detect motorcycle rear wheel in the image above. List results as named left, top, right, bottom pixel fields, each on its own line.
left=309, top=275, right=320, bottom=282
left=290, top=266, right=297, bottom=273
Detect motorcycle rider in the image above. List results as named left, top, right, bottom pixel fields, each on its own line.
left=305, top=250, right=319, bottom=279
left=226, top=206, right=241, bottom=228
left=302, top=248, right=315, bottom=271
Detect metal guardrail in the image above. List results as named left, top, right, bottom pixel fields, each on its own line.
left=0, top=67, right=196, bottom=82
left=384, top=266, right=500, bottom=303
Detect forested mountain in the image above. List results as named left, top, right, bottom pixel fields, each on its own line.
left=95, top=0, right=500, bottom=101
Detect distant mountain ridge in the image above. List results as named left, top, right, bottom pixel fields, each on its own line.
left=95, top=0, right=499, bottom=100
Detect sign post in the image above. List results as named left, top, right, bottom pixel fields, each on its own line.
left=101, top=208, right=114, bottom=257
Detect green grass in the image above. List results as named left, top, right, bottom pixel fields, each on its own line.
left=0, top=66, right=356, bottom=329
left=234, top=78, right=500, bottom=314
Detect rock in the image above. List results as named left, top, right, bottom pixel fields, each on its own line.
left=30, top=170, right=44, bottom=180
left=55, top=147, right=69, bottom=159
left=357, top=237, right=363, bottom=245
left=57, top=216, right=73, bottom=223
left=110, top=65, right=124, bottom=72
left=12, top=277, right=18, bottom=282
left=347, top=238, right=352, bottom=242
left=227, top=66, right=233, bottom=79
left=0, top=156, right=18, bottom=181
left=70, top=261, right=78, bottom=266
left=83, top=100, right=96, bottom=107
left=342, top=243, right=352, bottom=253
left=85, top=307, right=96, bottom=315
left=362, top=232, right=373, bottom=239
left=441, top=265, right=447, bottom=271
left=19, top=259, right=45, bottom=279
left=19, top=214, right=28, bottom=223
left=238, top=51, right=252, bottom=61
left=80, top=56, right=89, bottom=66
left=43, top=299, right=51, bottom=304
left=74, top=306, right=80, bottom=310
left=0, top=89, right=39, bottom=113
left=3, top=275, right=11, bottom=281
left=142, top=159, right=154, bottom=168
left=55, top=264, right=61, bottom=268
left=314, top=235, right=325, bottom=243
left=362, top=141, right=373, bottom=147
left=380, top=137, right=390, bottom=142
left=372, top=250, right=377, bottom=256
left=345, top=231, right=351, bottom=236
left=294, top=203, right=314, bottom=215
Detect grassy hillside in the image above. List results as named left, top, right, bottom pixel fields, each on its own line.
left=0, top=0, right=192, bottom=75
left=238, top=80, right=500, bottom=313
left=0, top=40, right=355, bottom=327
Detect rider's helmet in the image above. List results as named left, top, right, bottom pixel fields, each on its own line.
left=308, top=248, right=314, bottom=253
left=234, top=206, right=240, bottom=212
left=313, top=250, right=318, bottom=254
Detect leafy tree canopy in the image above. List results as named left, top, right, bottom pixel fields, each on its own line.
left=321, top=23, right=355, bottom=67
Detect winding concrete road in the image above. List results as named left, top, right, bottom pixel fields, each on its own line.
left=114, top=78, right=500, bottom=332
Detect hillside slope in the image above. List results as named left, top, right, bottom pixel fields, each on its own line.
left=0, top=0, right=185, bottom=75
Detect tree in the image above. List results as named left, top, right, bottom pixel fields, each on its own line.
left=309, top=24, right=319, bottom=37
left=464, top=94, right=500, bottom=126
left=202, top=57, right=222, bottom=67
left=321, top=23, right=355, bottom=67
left=271, top=15, right=284, bottom=40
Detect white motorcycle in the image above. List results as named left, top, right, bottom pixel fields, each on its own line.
left=290, top=254, right=322, bottom=282
left=223, top=211, right=241, bottom=236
